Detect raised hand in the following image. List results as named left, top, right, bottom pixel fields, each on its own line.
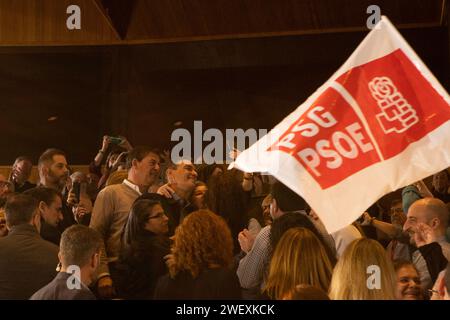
left=157, top=183, right=176, bottom=199
left=238, top=229, right=256, bottom=253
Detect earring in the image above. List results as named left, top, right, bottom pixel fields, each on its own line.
left=56, top=262, right=62, bottom=272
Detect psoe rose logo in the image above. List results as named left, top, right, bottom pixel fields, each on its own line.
left=369, top=76, right=419, bottom=134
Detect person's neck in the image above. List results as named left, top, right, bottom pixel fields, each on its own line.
left=14, top=179, right=25, bottom=187
left=434, top=230, right=447, bottom=240
left=60, top=266, right=91, bottom=287
left=40, top=178, right=61, bottom=192
left=127, top=175, right=148, bottom=194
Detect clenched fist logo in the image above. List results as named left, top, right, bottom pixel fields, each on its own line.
left=369, top=77, right=419, bottom=134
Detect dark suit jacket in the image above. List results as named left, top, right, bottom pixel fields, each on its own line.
left=0, top=224, right=59, bottom=299
left=30, top=272, right=96, bottom=300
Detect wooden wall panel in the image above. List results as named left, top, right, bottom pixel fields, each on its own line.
left=0, top=0, right=445, bottom=45
left=0, top=0, right=119, bottom=45
left=126, top=0, right=445, bottom=42
left=0, top=27, right=447, bottom=164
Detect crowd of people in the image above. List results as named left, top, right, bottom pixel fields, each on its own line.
left=0, top=135, right=449, bottom=300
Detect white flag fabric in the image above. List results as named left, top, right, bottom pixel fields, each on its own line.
left=232, top=16, right=450, bottom=233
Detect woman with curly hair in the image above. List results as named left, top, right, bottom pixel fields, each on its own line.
left=153, top=210, right=241, bottom=299
left=264, top=227, right=334, bottom=299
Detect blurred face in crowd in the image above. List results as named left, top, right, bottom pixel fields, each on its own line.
left=144, top=204, right=169, bottom=235
left=107, top=152, right=120, bottom=169
left=211, top=167, right=223, bottom=178
left=262, top=195, right=273, bottom=226
left=404, top=203, right=428, bottom=245
left=395, top=265, right=423, bottom=300
left=403, top=199, right=446, bottom=246
left=269, top=198, right=282, bottom=220
left=433, top=171, right=449, bottom=194
left=191, top=184, right=207, bottom=210
left=39, top=195, right=63, bottom=227
left=44, top=155, right=69, bottom=190
left=167, top=161, right=197, bottom=192
left=133, top=152, right=161, bottom=187
left=0, top=209, right=7, bottom=237
left=390, top=202, right=406, bottom=226
left=0, top=174, right=13, bottom=206
left=11, top=160, right=33, bottom=185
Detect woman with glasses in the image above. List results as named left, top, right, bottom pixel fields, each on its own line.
left=114, top=194, right=171, bottom=299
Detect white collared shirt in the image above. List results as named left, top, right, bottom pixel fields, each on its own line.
left=123, top=179, right=142, bottom=196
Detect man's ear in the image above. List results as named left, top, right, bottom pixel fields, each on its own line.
left=91, top=252, right=100, bottom=269
left=166, top=168, right=174, bottom=184
left=32, top=211, right=41, bottom=232
left=430, top=217, right=440, bottom=229
left=131, top=158, right=139, bottom=169
left=271, top=198, right=278, bottom=213
left=42, top=165, right=49, bottom=176
left=38, top=201, right=47, bottom=214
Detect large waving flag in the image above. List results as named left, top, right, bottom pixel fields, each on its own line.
left=232, top=16, right=450, bottom=233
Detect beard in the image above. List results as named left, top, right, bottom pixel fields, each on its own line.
left=48, top=169, right=68, bottom=189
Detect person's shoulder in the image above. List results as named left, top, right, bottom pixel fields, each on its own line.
left=29, top=280, right=56, bottom=300
left=150, top=235, right=171, bottom=249
left=205, top=267, right=236, bottom=278
left=0, top=236, right=13, bottom=253
left=100, top=183, right=125, bottom=194
left=69, top=288, right=96, bottom=300
left=36, top=237, right=60, bottom=253
left=256, top=225, right=271, bottom=240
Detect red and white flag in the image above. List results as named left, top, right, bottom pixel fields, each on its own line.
left=232, top=16, right=450, bottom=233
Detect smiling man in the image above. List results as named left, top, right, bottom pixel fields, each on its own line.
left=403, top=198, right=450, bottom=292
left=90, top=146, right=161, bottom=299
left=157, top=159, right=198, bottom=235
left=9, top=156, right=36, bottom=193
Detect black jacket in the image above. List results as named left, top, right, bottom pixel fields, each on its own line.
left=30, top=272, right=96, bottom=300
left=114, top=232, right=171, bottom=299
left=0, top=224, right=59, bottom=299
left=154, top=267, right=242, bottom=300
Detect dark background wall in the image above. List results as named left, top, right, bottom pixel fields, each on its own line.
left=0, top=26, right=448, bottom=164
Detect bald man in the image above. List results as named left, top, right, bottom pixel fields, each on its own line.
left=404, top=198, right=450, bottom=291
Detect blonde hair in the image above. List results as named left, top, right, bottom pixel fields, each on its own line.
left=329, top=238, right=396, bottom=300
left=264, top=227, right=333, bottom=299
